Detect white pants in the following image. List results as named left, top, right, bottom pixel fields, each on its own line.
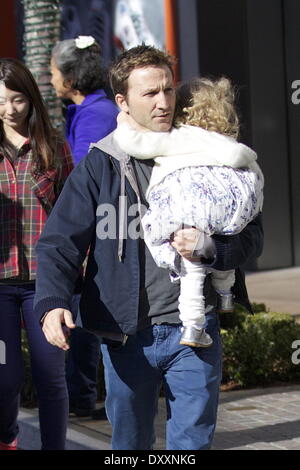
left=179, top=257, right=235, bottom=329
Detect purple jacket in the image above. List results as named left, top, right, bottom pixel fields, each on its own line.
left=66, top=89, right=119, bottom=165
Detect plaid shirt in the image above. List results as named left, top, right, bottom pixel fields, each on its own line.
left=0, top=139, right=73, bottom=280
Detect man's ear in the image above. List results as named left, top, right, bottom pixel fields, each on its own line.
left=115, top=93, right=129, bottom=113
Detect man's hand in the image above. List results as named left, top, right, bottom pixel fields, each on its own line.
left=42, top=308, right=75, bottom=351
left=171, top=227, right=202, bottom=259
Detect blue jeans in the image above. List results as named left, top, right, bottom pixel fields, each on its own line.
left=0, top=283, right=68, bottom=449
left=101, top=311, right=222, bottom=450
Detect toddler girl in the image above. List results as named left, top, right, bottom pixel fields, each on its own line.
left=114, top=77, right=264, bottom=348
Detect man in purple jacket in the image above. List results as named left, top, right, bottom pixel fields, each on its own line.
left=50, top=36, right=118, bottom=419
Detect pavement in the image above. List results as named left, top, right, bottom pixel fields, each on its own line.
left=245, top=266, right=300, bottom=317
left=18, top=384, right=300, bottom=451
left=17, top=267, right=300, bottom=451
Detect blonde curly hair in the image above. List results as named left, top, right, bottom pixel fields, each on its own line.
left=174, top=77, right=239, bottom=139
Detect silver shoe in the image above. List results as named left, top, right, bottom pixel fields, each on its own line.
left=217, top=293, right=234, bottom=313
left=180, top=326, right=213, bottom=348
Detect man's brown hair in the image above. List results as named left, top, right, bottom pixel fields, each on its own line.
left=109, top=44, right=176, bottom=97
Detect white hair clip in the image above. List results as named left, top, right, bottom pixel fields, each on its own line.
left=75, top=36, right=95, bottom=49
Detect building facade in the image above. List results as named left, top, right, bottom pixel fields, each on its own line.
left=1, top=0, right=299, bottom=270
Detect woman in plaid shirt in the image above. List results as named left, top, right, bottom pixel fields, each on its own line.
left=0, top=58, right=74, bottom=450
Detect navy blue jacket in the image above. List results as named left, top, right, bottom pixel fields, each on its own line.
left=34, top=133, right=264, bottom=336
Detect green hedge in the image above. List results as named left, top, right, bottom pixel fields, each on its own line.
left=20, top=306, right=300, bottom=406
left=221, top=306, right=300, bottom=387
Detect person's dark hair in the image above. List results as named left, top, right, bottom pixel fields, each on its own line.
left=109, top=44, right=176, bottom=97
left=52, top=38, right=106, bottom=95
left=0, top=58, right=60, bottom=172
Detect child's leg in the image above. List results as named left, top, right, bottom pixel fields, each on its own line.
left=179, top=257, right=212, bottom=347
left=179, top=257, right=206, bottom=328
left=211, top=269, right=235, bottom=293
left=211, top=269, right=235, bottom=313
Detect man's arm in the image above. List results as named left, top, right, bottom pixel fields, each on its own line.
left=171, top=213, right=263, bottom=269
left=211, top=213, right=264, bottom=271
left=34, top=151, right=101, bottom=348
